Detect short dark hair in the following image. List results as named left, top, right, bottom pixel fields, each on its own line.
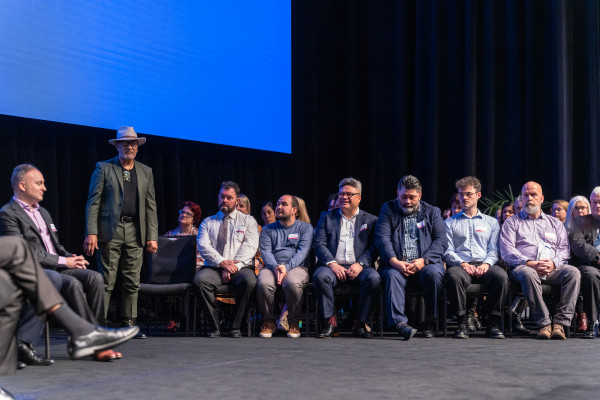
left=220, top=181, right=240, bottom=196
left=280, top=194, right=299, bottom=210
left=455, top=176, right=482, bottom=193
left=11, top=164, right=38, bottom=191
left=397, top=175, right=422, bottom=192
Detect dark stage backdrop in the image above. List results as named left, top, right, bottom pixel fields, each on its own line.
left=0, top=0, right=599, bottom=257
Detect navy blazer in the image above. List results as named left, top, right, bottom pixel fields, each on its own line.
left=568, top=214, right=600, bottom=266
left=0, top=199, right=73, bottom=269
left=313, top=209, right=378, bottom=268
left=375, top=200, right=447, bottom=266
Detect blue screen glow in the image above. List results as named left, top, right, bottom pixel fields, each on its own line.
left=0, top=0, right=291, bottom=153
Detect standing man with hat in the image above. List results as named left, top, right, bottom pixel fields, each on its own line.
left=83, top=126, right=158, bottom=338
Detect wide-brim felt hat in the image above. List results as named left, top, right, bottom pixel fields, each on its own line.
left=108, top=126, right=146, bottom=145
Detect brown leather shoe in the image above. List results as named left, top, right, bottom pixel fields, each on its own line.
left=536, top=324, right=552, bottom=340
left=551, top=324, right=566, bottom=340
left=577, top=313, right=588, bottom=332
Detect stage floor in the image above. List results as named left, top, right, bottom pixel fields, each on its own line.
left=2, top=328, right=600, bottom=400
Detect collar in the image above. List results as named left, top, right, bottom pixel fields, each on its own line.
left=456, top=209, right=483, bottom=219
left=340, top=207, right=360, bottom=221
left=218, top=209, right=238, bottom=221
left=13, top=196, right=39, bottom=212
left=519, top=210, right=547, bottom=220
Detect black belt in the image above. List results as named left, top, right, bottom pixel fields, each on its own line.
left=119, top=216, right=135, bottom=223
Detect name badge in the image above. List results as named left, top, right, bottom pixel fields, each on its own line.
left=360, top=223, right=368, bottom=232
left=475, top=226, right=487, bottom=232
left=417, top=220, right=425, bottom=229
left=288, top=233, right=299, bottom=240
left=50, top=224, right=57, bottom=232
left=545, top=231, right=557, bottom=241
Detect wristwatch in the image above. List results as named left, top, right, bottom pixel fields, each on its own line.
left=423, top=258, right=433, bottom=265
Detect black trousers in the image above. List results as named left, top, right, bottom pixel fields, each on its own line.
left=578, top=265, right=600, bottom=322
left=194, top=267, right=256, bottom=331
left=445, top=264, right=508, bottom=318
left=0, top=237, right=63, bottom=375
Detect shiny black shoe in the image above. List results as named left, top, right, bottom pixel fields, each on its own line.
left=17, top=341, right=54, bottom=366
left=229, top=329, right=242, bottom=338
left=511, top=313, right=530, bottom=335
left=395, top=322, right=417, bottom=340
left=317, top=324, right=339, bottom=338
left=68, top=326, right=139, bottom=359
left=122, top=319, right=147, bottom=339
left=583, top=321, right=598, bottom=339
left=486, top=325, right=505, bottom=339
left=453, top=323, right=469, bottom=339
left=352, top=324, right=373, bottom=339
left=420, top=320, right=435, bottom=338
left=207, top=329, right=221, bottom=338
left=17, top=362, right=26, bottom=370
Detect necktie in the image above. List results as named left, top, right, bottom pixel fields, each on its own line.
left=216, top=216, right=229, bottom=256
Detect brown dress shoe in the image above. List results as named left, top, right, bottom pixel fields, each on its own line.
left=551, top=324, right=566, bottom=340
left=94, top=349, right=117, bottom=362
left=577, top=313, right=588, bottom=332
left=536, top=324, right=552, bottom=340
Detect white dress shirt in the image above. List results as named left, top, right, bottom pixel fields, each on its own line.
left=333, top=208, right=359, bottom=265
left=197, top=209, right=259, bottom=270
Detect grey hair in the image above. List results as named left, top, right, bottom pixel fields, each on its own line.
left=590, top=187, right=600, bottom=199
left=397, top=175, right=422, bottom=192
left=338, top=177, right=362, bottom=194
left=11, top=164, right=38, bottom=191
left=566, top=195, right=591, bottom=229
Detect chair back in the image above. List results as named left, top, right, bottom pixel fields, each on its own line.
left=147, top=235, right=197, bottom=284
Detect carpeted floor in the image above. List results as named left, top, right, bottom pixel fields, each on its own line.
left=1, top=328, right=599, bottom=400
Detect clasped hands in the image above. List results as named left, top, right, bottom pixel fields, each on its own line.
left=461, top=262, right=489, bottom=277
left=219, top=260, right=239, bottom=283
left=526, top=259, right=555, bottom=277
left=329, top=262, right=363, bottom=282
left=390, top=257, right=425, bottom=277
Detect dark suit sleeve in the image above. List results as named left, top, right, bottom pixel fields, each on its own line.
left=313, top=211, right=336, bottom=266
left=375, top=202, right=397, bottom=264
left=85, top=162, right=105, bottom=236
left=144, top=167, right=159, bottom=242
left=357, top=214, right=378, bottom=268
left=422, top=207, right=448, bottom=263
left=569, top=217, right=599, bottom=265
left=0, top=209, right=62, bottom=269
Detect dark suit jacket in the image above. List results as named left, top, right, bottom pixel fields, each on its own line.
left=375, top=200, right=447, bottom=267
left=568, top=214, right=600, bottom=266
left=313, top=209, right=378, bottom=268
left=0, top=199, right=73, bottom=269
left=85, top=156, right=158, bottom=245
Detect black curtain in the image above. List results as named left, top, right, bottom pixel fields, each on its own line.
left=0, top=0, right=598, bottom=255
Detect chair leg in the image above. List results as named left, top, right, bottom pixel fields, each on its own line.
left=443, top=286, right=447, bottom=337
left=184, top=292, right=190, bottom=337
left=45, top=321, right=51, bottom=359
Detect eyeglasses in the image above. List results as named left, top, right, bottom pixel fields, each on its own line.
left=458, top=191, right=477, bottom=198
left=179, top=210, right=194, bottom=218
left=338, top=192, right=360, bottom=198
left=574, top=206, right=589, bottom=211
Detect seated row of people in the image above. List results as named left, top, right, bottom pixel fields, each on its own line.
left=192, top=176, right=600, bottom=341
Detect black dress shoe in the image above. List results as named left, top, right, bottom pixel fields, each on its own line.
left=18, top=342, right=54, bottom=366
left=453, top=324, right=469, bottom=339
left=229, top=329, right=241, bottom=338
left=395, top=322, right=417, bottom=340
left=207, top=329, right=221, bottom=338
left=511, top=313, right=530, bottom=335
left=421, top=321, right=435, bottom=338
left=17, top=362, right=26, bottom=370
left=317, top=324, right=339, bottom=338
left=486, top=325, right=505, bottom=339
left=583, top=321, right=598, bottom=339
left=352, top=325, right=373, bottom=339
left=122, top=319, right=147, bottom=339
left=68, top=326, right=139, bottom=359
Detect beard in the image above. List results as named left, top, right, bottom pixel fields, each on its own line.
left=401, top=204, right=419, bottom=215
left=524, top=204, right=539, bottom=215
left=220, top=203, right=235, bottom=214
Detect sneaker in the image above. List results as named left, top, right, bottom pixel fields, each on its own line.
left=584, top=321, right=599, bottom=339
left=259, top=320, right=276, bottom=338
left=287, top=321, right=301, bottom=338
left=536, top=324, right=552, bottom=340
left=276, top=316, right=289, bottom=332
left=550, top=323, right=566, bottom=340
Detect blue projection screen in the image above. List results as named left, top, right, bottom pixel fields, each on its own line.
left=0, top=1, right=291, bottom=153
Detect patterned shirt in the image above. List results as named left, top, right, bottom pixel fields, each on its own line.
left=402, top=213, right=421, bottom=262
